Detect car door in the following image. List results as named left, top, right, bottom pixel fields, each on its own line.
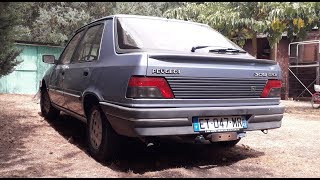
left=63, top=23, right=105, bottom=116
left=48, top=30, right=85, bottom=109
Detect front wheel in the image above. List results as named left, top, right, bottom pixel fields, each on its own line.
left=40, top=88, right=60, bottom=120
left=86, top=105, right=120, bottom=162
left=311, top=93, right=320, bottom=109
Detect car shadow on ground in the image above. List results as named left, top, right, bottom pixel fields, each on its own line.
left=43, top=113, right=89, bottom=153
left=46, top=112, right=265, bottom=174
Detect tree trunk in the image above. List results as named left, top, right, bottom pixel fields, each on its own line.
left=252, top=32, right=257, bottom=58
left=270, top=43, right=277, bottom=61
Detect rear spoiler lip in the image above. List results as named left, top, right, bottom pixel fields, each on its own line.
left=148, top=53, right=277, bottom=65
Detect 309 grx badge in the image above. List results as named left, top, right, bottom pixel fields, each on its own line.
left=254, top=72, right=278, bottom=77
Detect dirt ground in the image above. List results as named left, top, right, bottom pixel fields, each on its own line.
left=0, top=94, right=320, bottom=178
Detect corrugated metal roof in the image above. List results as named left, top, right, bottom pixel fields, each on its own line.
left=14, top=40, right=63, bottom=48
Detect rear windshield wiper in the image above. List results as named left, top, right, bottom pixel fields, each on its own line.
left=209, top=48, right=247, bottom=54
left=191, top=45, right=212, bottom=52
left=191, top=46, right=245, bottom=53
left=191, top=45, right=229, bottom=52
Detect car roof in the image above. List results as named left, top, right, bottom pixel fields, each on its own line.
left=76, top=14, right=209, bottom=33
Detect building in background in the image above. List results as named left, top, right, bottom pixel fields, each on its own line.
left=0, top=41, right=63, bottom=94
left=242, top=30, right=320, bottom=100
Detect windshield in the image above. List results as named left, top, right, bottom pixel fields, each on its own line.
left=115, top=17, right=245, bottom=53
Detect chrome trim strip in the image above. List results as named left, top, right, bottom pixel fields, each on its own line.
left=48, top=88, right=81, bottom=98
left=48, top=88, right=64, bottom=94
left=64, top=91, right=81, bottom=98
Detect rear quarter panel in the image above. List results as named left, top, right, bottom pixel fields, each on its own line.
left=87, top=19, right=148, bottom=103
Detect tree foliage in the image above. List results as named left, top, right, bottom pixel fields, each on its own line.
left=31, top=4, right=91, bottom=44
left=15, top=2, right=115, bottom=45
left=0, top=2, right=22, bottom=78
left=268, top=2, right=320, bottom=42
left=114, top=2, right=178, bottom=17
left=14, top=2, right=183, bottom=45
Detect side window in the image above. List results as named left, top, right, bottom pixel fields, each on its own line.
left=59, top=31, right=84, bottom=64
left=73, top=24, right=104, bottom=63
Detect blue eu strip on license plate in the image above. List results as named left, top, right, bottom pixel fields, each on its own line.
left=192, top=116, right=247, bottom=132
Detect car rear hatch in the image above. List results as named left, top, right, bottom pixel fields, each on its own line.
left=142, top=52, right=281, bottom=107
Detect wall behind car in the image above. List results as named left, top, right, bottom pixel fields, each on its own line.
left=0, top=42, right=63, bottom=94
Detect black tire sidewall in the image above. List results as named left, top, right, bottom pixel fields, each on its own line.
left=311, top=95, right=320, bottom=109
left=40, top=88, right=59, bottom=120
left=40, top=90, right=45, bottom=115
left=40, top=89, right=50, bottom=118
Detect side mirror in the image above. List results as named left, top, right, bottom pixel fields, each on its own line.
left=42, top=55, right=56, bottom=64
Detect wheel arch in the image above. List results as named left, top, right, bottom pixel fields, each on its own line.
left=40, top=79, right=47, bottom=91
left=82, top=91, right=104, bottom=119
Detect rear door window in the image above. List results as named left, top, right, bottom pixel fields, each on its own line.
left=72, top=24, right=104, bottom=63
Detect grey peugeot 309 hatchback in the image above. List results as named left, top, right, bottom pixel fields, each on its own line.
left=40, top=14, right=284, bottom=162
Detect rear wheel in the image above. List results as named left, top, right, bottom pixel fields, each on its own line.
left=311, top=93, right=320, bottom=109
left=40, top=88, right=60, bottom=120
left=87, top=105, right=120, bottom=162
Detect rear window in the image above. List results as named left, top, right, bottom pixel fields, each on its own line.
left=115, top=17, right=244, bottom=53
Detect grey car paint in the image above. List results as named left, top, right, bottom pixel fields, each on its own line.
left=41, top=14, right=284, bottom=138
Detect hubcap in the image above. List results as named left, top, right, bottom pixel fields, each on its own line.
left=89, top=109, right=103, bottom=150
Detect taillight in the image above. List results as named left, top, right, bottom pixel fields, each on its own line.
left=260, top=80, right=282, bottom=98
left=126, top=76, right=174, bottom=99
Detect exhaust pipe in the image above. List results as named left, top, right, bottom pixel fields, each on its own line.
left=140, top=137, right=161, bottom=147
left=195, top=135, right=207, bottom=144
left=261, top=129, right=268, bottom=134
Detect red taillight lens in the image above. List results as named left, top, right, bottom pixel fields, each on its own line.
left=261, top=80, right=282, bottom=98
left=126, top=76, right=174, bottom=99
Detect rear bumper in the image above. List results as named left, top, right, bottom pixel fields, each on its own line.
left=100, top=102, right=284, bottom=137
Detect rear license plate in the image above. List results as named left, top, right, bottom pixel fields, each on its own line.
left=192, top=116, right=247, bottom=132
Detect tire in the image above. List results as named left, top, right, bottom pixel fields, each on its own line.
left=40, top=88, right=60, bottom=121
left=212, top=138, right=241, bottom=147
left=311, top=94, right=320, bottom=109
left=86, top=105, right=120, bottom=162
